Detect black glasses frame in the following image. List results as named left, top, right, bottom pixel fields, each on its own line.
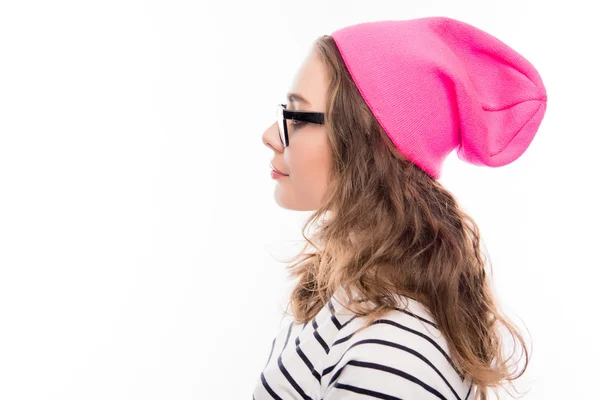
left=276, top=103, right=325, bottom=147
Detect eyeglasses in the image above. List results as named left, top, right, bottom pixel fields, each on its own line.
left=276, top=103, right=325, bottom=147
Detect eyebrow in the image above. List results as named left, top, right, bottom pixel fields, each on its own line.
left=287, top=92, right=311, bottom=106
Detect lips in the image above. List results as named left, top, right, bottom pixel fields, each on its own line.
left=270, top=162, right=288, bottom=176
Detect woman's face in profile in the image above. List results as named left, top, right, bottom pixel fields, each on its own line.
left=262, top=47, right=333, bottom=211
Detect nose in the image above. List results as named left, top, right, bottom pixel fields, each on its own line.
left=262, top=121, right=283, bottom=151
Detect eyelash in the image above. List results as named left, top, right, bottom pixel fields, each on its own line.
left=290, top=120, right=307, bottom=128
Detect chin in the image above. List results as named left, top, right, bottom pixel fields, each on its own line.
left=275, top=199, right=317, bottom=212
left=274, top=186, right=321, bottom=211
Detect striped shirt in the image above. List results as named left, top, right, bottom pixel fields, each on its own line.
left=253, top=289, right=474, bottom=399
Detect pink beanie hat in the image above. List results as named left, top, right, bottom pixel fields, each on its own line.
left=330, top=16, right=548, bottom=179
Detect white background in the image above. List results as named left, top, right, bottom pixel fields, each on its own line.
left=0, top=1, right=597, bottom=399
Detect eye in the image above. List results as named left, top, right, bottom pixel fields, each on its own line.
left=290, top=120, right=307, bottom=128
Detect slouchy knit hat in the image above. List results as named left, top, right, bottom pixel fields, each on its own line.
left=330, top=16, right=548, bottom=179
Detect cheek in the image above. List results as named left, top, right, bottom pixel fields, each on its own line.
left=286, top=136, right=330, bottom=176
left=286, top=143, right=331, bottom=190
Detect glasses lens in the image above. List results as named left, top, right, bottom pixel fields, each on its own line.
left=277, top=105, right=286, bottom=146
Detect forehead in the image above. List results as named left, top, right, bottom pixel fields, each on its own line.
left=288, top=49, right=328, bottom=111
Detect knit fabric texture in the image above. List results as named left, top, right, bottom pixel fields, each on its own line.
left=330, top=16, right=548, bottom=179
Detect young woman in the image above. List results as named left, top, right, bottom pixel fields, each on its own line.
left=256, top=16, right=548, bottom=400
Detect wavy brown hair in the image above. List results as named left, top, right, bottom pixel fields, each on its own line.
left=276, top=35, right=532, bottom=400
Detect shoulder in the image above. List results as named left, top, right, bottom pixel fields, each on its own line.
left=320, top=295, right=473, bottom=399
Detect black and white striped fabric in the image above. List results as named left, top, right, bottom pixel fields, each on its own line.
left=253, top=290, right=474, bottom=399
